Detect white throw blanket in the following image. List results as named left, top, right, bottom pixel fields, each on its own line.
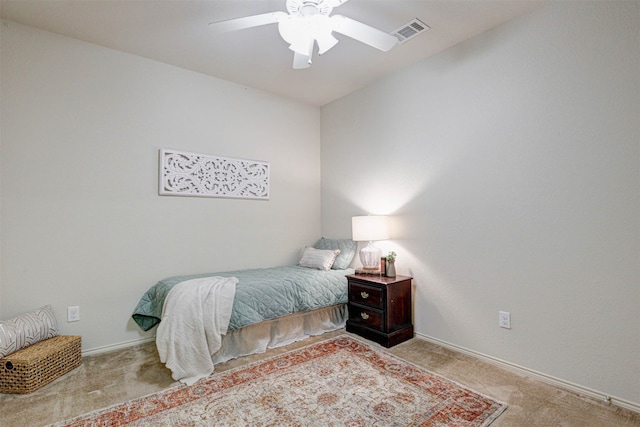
left=156, top=276, right=238, bottom=385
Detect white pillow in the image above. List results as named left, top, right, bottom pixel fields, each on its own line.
left=298, top=247, right=341, bottom=271
left=0, top=305, right=59, bottom=358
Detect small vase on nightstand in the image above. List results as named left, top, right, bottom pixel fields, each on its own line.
left=386, top=260, right=396, bottom=278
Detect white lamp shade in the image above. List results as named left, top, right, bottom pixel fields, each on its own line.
left=352, top=216, right=389, bottom=242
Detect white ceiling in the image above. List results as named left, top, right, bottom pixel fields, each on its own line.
left=0, top=0, right=544, bottom=106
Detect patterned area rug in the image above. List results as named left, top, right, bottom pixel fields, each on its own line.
left=50, top=335, right=507, bottom=426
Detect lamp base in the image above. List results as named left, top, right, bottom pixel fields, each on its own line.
left=355, top=268, right=382, bottom=275
left=359, top=241, right=382, bottom=270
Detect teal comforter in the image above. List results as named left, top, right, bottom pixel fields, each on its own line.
left=132, top=265, right=353, bottom=332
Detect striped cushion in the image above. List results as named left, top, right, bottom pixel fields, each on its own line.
left=0, top=305, right=59, bottom=358
left=298, top=247, right=341, bottom=271
left=314, top=238, right=357, bottom=270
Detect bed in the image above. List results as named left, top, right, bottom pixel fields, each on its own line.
left=131, top=238, right=356, bottom=385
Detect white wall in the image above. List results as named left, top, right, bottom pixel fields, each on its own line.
left=321, top=1, right=639, bottom=407
left=0, top=21, right=322, bottom=351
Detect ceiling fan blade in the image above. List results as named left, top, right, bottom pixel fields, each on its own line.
left=209, top=11, right=288, bottom=33
left=326, top=0, right=350, bottom=6
left=293, top=52, right=312, bottom=69
left=330, top=15, right=398, bottom=52
left=288, top=34, right=315, bottom=55
left=292, top=37, right=314, bottom=69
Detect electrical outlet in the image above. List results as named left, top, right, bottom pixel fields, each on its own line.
left=67, top=306, right=80, bottom=322
left=499, top=311, right=511, bottom=329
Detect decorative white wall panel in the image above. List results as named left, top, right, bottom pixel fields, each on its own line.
left=159, top=149, right=269, bottom=199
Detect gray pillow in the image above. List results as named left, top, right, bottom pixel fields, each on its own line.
left=0, top=305, right=59, bottom=358
left=314, top=238, right=357, bottom=270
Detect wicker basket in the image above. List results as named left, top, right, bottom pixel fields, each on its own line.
left=0, top=335, right=82, bottom=394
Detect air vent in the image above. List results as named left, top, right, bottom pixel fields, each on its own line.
left=391, top=18, right=430, bottom=43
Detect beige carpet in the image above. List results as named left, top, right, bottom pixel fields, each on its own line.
left=1, top=330, right=639, bottom=426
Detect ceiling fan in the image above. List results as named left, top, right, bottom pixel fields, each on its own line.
left=208, top=0, right=398, bottom=69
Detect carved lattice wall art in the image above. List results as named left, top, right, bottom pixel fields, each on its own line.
left=159, top=149, right=270, bottom=200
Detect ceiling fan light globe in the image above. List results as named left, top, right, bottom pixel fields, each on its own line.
left=310, top=14, right=332, bottom=34
left=288, top=38, right=313, bottom=55
left=316, top=33, right=338, bottom=54
left=279, top=18, right=309, bottom=44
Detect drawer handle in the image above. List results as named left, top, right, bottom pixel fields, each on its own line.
left=360, top=312, right=370, bottom=320
left=360, top=291, right=369, bottom=299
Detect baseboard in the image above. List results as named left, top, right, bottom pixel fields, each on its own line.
left=81, top=336, right=156, bottom=357
left=415, top=332, right=640, bottom=414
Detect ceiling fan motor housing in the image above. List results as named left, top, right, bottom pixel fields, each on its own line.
left=286, top=0, right=334, bottom=17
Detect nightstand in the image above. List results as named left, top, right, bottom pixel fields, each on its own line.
left=345, top=274, right=413, bottom=347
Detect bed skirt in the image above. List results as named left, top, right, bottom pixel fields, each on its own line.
left=210, top=304, right=347, bottom=366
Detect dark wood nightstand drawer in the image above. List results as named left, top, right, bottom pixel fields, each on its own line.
left=348, top=304, right=383, bottom=331
left=348, top=282, right=383, bottom=309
